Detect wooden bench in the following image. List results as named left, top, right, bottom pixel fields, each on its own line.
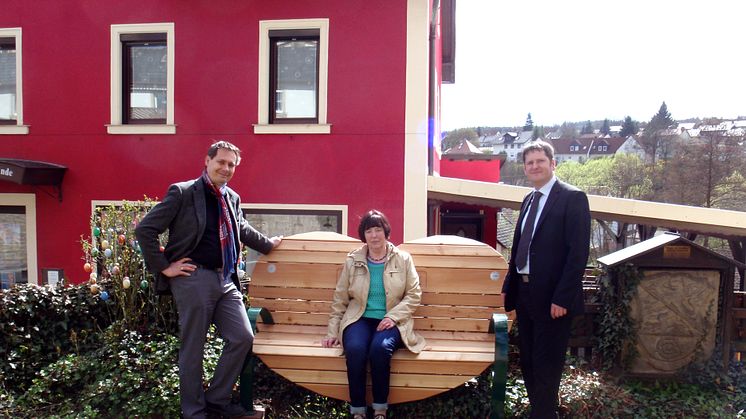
left=240, top=232, right=512, bottom=418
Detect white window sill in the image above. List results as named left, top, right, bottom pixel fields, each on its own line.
left=0, top=125, right=30, bottom=135
left=107, top=124, right=176, bottom=135
left=253, top=124, right=331, bottom=135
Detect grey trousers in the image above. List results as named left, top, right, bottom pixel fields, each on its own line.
left=170, top=268, right=254, bottom=419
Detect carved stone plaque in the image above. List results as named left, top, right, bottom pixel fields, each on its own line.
left=629, top=270, right=719, bottom=375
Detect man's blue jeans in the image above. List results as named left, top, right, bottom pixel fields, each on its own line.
left=343, top=317, right=403, bottom=413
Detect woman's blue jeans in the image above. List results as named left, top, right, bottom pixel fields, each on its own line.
left=343, top=317, right=403, bottom=413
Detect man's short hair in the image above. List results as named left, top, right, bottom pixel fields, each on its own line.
left=207, top=140, right=241, bottom=165
left=521, top=140, right=555, bottom=162
left=357, top=209, right=392, bottom=242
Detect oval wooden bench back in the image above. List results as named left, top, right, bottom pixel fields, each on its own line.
left=248, top=231, right=510, bottom=403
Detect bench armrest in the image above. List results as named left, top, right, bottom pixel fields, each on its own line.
left=247, top=307, right=274, bottom=334
left=489, top=312, right=508, bottom=419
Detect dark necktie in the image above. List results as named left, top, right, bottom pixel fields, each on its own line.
left=515, top=191, right=542, bottom=270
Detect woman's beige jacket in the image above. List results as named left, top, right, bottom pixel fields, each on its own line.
left=326, top=242, right=426, bottom=353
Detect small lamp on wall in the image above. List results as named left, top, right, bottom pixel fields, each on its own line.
left=42, top=268, right=64, bottom=289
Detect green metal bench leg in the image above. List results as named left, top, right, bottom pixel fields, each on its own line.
left=240, top=307, right=274, bottom=412
left=489, top=313, right=509, bottom=419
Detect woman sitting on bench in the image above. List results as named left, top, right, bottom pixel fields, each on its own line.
left=322, top=210, right=425, bottom=419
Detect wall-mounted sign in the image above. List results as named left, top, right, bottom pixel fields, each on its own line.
left=663, top=245, right=691, bottom=259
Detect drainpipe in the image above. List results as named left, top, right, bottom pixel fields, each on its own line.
left=428, top=0, right=440, bottom=176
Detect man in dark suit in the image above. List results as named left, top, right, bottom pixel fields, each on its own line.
left=501, top=140, right=591, bottom=418
left=136, top=141, right=281, bottom=419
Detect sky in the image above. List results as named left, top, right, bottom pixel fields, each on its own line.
left=440, top=0, right=746, bottom=131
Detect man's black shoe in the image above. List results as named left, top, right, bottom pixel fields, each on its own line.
left=205, top=401, right=254, bottom=419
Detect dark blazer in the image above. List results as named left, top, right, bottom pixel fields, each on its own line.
left=502, top=179, right=591, bottom=317
left=135, top=178, right=274, bottom=294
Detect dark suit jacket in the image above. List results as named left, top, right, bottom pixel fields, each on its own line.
left=502, top=179, right=591, bottom=317
left=135, top=178, right=274, bottom=295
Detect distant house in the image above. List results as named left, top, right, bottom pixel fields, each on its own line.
left=551, top=136, right=626, bottom=163
left=616, top=135, right=646, bottom=159
left=477, top=132, right=501, bottom=149
left=444, top=138, right=483, bottom=155
left=492, top=131, right=534, bottom=161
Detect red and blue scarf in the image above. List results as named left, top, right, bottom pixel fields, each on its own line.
left=202, top=170, right=237, bottom=281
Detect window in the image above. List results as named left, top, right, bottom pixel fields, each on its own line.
left=0, top=28, right=27, bottom=134
left=240, top=203, right=346, bottom=277
left=256, top=19, right=330, bottom=134
left=241, top=204, right=347, bottom=237
left=270, top=29, right=319, bottom=123
left=0, top=194, right=36, bottom=286
left=109, top=23, right=174, bottom=134
left=122, top=33, right=167, bottom=124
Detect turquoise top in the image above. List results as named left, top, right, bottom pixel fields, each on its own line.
left=362, top=260, right=386, bottom=319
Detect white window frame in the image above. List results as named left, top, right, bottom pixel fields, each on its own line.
left=108, top=23, right=175, bottom=135
left=0, top=28, right=28, bottom=135
left=254, top=19, right=330, bottom=135
left=0, top=193, right=37, bottom=284
left=241, top=203, right=347, bottom=235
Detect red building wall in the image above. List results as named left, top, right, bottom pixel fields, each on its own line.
left=440, top=158, right=501, bottom=183
left=438, top=158, right=501, bottom=248
left=0, top=0, right=411, bottom=284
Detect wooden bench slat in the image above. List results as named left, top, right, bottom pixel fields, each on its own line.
left=251, top=267, right=507, bottom=295
left=408, top=254, right=506, bottom=269
left=251, top=288, right=505, bottom=308
left=256, top=353, right=491, bottom=376
left=254, top=345, right=494, bottom=362
left=399, top=243, right=506, bottom=257
left=261, top=250, right=505, bottom=270
left=420, top=268, right=506, bottom=293
left=416, top=305, right=495, bottom=319
left=252, top=324, right=506, bottom=342
left=273, top=368, right=477, bottom=389
left=272, top=239, right=361, bottom=253
left=421, top=292, right=503, bottom=307
left=301, top=383, right=444, bottom=405
left=252, top=298, right=499, bottom=320
left=250, top=286, right=333, bottom=301
left=252, top=298, right=331, bottom=313
left=259, top=311, right=501, bottom=332
left=254, top=332, right=494, bottom=353
left=252, top=323, right=329, bottom=335
left=250, top=263, right=342, bottom=288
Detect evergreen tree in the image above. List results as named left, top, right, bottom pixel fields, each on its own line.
left=523, top=113, right=534, bottom=131
left=581, top=121, right=594, bottom=135
left=640, top=101, right=676, bottom=162
left=600, top=119, right=611, bottom=136
left=560, top=122, right=577, bottom=139
left=619, top=116, right=638, bottom=137
left=532, top=125, right=544, bottom=140
left=650, top=101, right=674, bottom=129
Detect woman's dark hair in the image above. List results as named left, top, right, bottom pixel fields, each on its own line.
left=357, top=210, right=391, bottom=242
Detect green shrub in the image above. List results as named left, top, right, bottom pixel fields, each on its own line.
left=10, top=328, right=224, bottom=417
left=0, top=283, right=111, bottom=393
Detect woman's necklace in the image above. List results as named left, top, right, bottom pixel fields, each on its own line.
left=367, top=249, right=387, bottom=262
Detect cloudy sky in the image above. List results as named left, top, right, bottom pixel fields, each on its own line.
left=441, top=0, right=746, bottom=130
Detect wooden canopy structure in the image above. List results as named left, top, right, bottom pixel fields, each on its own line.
left=427, top=176, right=746, bottom=287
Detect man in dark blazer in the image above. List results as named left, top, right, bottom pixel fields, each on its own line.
left=501, top=140, right=591, bottom=418
left=136, top=141, right=281, bottom=419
